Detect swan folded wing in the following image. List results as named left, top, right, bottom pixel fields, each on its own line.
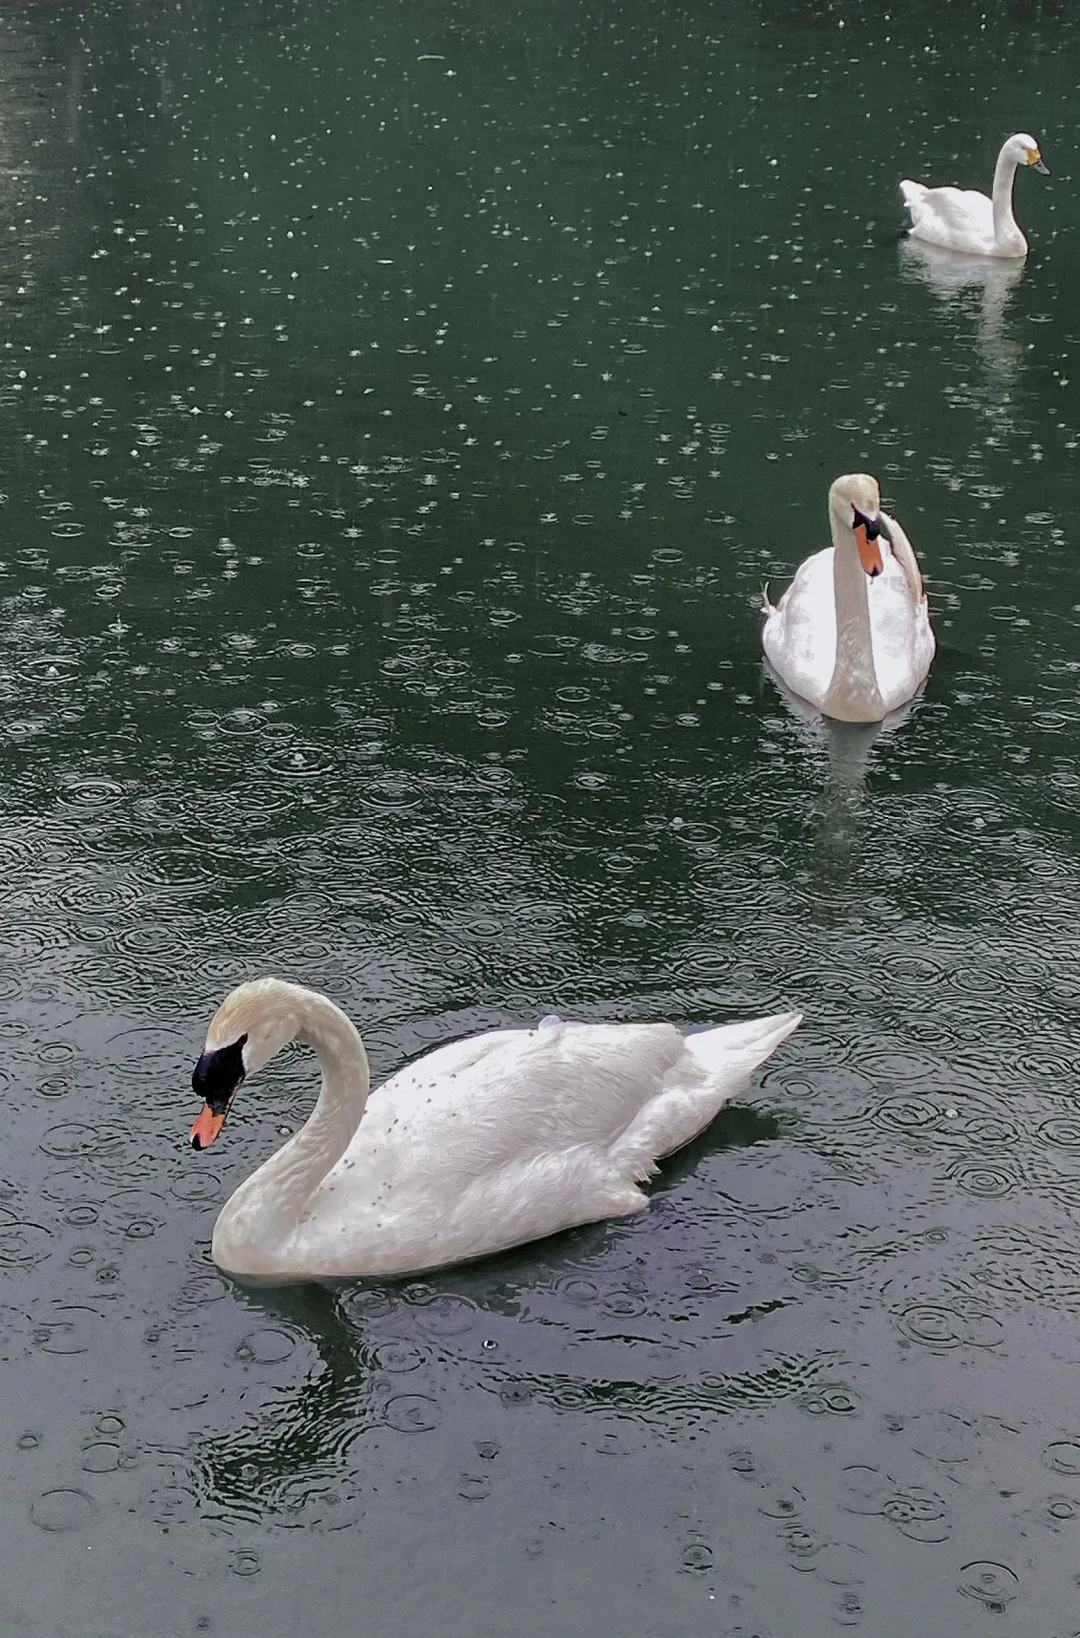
left=906, top=184, right=993, bottom=234
left=365, top=1027, right=526, bottom=1095
left=290, top=1023, right=692, bottom=1271
left=347, top=1015, right=797, bottom=1186
left=761, top=546, right=837, bottom=707
left=610, top=1012, right=801, bottom=1179
left=286, top=1015, right=800, bottom=1277
left=328, top=1147, right=652, bottom=1277
left=308, top=1022, right=688, bottom=1202
left=879, top=510, right=925, bottom=605
left=867, top=553, right=934, bottom=710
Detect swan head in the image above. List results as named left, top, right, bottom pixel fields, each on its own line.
left=190, top=978, right=303, bottom=1149
left=1004, top=133, right=1050, bottom=175
left=828, top=473, right=893, bottom=577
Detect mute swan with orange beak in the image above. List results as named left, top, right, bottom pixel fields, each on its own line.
left=187, top=978, right=801, bottom=1281
left=762, top=473, right=934, bottom=723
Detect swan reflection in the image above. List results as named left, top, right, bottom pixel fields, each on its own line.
left=899, top=237, right=1024, bottom=389
left=763, top=656, right=923, bottom=897
left=764, top=657, right=920, bottom=786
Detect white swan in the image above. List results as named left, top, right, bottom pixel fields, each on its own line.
left=900, top=132, right=1049, bottom=259
left=187, top=978, right=802, bottom=1280
left=762, top=473, right=934, bottom=723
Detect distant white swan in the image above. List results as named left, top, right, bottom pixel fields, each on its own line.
left=900, top=132, right=1049, bottom=258
left=188, top=978, right=801, bottom=1280
left=762, top=473, right=934, bottom=723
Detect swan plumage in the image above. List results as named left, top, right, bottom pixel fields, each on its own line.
left=187, top=978, right=801, bottom=1280
left=762, top=473, right=934, bottom=723
left=900, top=132, right=1049, bottom=259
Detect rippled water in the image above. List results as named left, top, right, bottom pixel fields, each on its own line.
left=2, top=0, right=1080, bottom=1632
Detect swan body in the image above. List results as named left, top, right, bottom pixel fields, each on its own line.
left=900, top=132, right=1049, bottom=259
left=762, top=473, right=934, bottom=723
left=188, top=979, right=802, bottom=1281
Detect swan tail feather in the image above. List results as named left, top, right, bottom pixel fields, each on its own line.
left=684, top=1011, right=802, bottom=1077
left=610, top=1011, right=801, bottom=1181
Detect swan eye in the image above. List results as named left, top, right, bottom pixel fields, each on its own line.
left=192, top=1033, right=248, bottom=1112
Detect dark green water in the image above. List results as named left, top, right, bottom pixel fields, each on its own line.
left=2, top=0, right=1080, bottom=1632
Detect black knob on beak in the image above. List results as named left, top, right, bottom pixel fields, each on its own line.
left=852, top=506, right=880, bottom=541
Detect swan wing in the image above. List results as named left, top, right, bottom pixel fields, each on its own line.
left=293, top=1012, right=800, bottom=1275
left=761, top=545, right=837, bottom=711
left=867, top=539, right=935, bottom=711
left=360, top=1022, right=692, bottom=1161
left=879, top=509, right=925, bottom=603
left=901, top=182, right=996, bottom=252
left=608, top=1012, right=802, bottom=1174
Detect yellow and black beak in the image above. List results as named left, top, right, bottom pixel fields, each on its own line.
left=1028, top=147, right=1050, bottom=176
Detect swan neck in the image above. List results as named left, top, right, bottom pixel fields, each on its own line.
left=991, top=146, right=1020, bottom=239
left=824, top=514, right=884, bottom=721
left=291, top=991, right=371, bottom=1185
left=215, top=988, right=370, bottom=1271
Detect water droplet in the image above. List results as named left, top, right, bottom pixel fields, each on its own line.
left=32, top=1303, right=100, bottom=1355
left=957, top=1560, right=1019, bottom=1606
left=0, top=1220, right=51, bottom=1268
left=40, top=1122, right=109, bottom=1158
left=554, top=1275, right=598, bottom=1305
left=814, top=1541, right=869, bottom=1585
left=1046, top=1440, right=1080, bottom=1475
left=411, top=1293, right=477, bottom=1337
left=63, top=1203, right=99, bottom=1228
left=235, top=1327, right=295, bottom=1365
left=781, top=1524, right=820, bottom=1565
left=384, top=1394, right=440, bottom=1433
left=759, top=1482, right=805, bottom=1518
left=832, top=1590, right=863, bottom=1626
left=81, top=1442, right=121, bottom=1474
left=373, top=1340, right=426, bottom=1373
left=31, top=1487, right=95, bottom=1531
left=896, top=1300, right=1003, bottom=1351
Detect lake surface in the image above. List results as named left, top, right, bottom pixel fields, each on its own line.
left=1, top=0, right=1079, bottom=1632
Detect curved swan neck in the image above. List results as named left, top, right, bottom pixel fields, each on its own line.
left=213, top=985, right=371, bottom=1271
left=824, top=512, right=885, bottom=721
left=290, top=989, right=371, bottom=1173
left=991, top=143, right=1020, bottom=241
